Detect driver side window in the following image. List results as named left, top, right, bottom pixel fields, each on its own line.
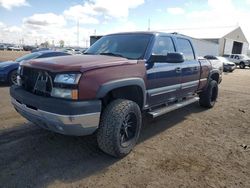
left=152, top=37, right=175, bottom=55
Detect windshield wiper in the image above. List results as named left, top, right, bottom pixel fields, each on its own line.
left=99, top=52, right=126, bottom=58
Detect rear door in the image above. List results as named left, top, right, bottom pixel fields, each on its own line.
left=146, top=36, right=182, bottom=106
left=175, top=38, right=200, bottom=97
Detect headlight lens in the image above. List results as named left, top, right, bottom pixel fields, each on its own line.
left=54, top=73, right=81, bottom=84
left=51, top=88, right=78, bottom=100
left=17, top=66, right=22, bottom=75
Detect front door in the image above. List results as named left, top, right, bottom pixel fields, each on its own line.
left=146, top=36, right=182, bottom=106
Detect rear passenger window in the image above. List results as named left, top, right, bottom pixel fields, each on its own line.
left=152, top=37, right=175, bottom=55
left=176, top=38, right=195, bottom=60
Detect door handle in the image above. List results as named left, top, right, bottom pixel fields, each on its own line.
left=175, top=67, right=181, bottom=73
left=194, top=67, right=198, bottom=71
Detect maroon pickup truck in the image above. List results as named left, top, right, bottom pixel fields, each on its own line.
left=10, top=32, right=220, bottom=157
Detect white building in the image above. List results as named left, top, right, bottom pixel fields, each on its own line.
left=191, top=38, right=219, bottom=57
left=201, top=27, right=249, bottom=56
left=162, top=26, right=249, bottom=56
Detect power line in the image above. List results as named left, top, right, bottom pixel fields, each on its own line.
left=156, top=25, right=239, bottom=32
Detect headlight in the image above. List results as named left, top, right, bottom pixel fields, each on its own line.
left=54, top=73, right=81, bottom=84
left=17, top=66, right=22, bottom=75
left=51, top=88, right=78, bottom=100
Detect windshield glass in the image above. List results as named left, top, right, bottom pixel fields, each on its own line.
left=85, top=34, right=152, bottom=59
left=15, top=52, right=41, bottom=62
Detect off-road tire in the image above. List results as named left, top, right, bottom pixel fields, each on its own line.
left=8, top=69, right=18, bottom=85
left=199, top=80, right=218, bottom=108
left=239, top=62, right=245, bottom=69
left=97, top=99, right=142, bottom=158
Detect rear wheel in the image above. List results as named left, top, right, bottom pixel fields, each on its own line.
left=97, top=99, right=142, bottom=158
left=239, top=62, right=245, bottom=69
left=8, top=69, right=18, bottom=85
left=199, top=80, right=218, bottom=108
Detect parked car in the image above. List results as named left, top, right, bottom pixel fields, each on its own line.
left=31, top=48, right=50, bottom=52
left=62, top=48, right=75, bottom=54
left=7, top=45, right=23, bottom=51
left=227, top=54, right=250, bottom=69
left=204, top=55, right=223, bottom=81
left=23, top=45, right=36, bottom=51
left=216, top=56, right=236, bottom=72
left=0, top=44, right=6, bottom=50
left=11, top=32, right=221, bottom=157
left=0, top=50, right=71, bottom=85
left=74, top=48, right=88, bottom=54
left=62, top=47, right=87, bottom=55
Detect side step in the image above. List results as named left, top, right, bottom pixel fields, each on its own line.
left=148, top=97, right=199, bottom=118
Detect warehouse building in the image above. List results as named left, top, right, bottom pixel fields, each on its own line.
left=201, top=27, right=249, bottom=56
left=163, top=26, right=249, bottom=57
left=191, top=38, right=219, bottom=57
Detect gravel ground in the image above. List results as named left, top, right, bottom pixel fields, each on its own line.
left=0, top=65, right=249, bottom=187
left=0, top=51, right=29, bottom=62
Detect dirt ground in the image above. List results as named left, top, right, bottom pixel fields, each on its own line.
left=0, top=50, right=29, bottom=62
left=0, top=54, right=249, bottom=187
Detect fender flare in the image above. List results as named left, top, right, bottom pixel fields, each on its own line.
left=207, top=69, right=221, bottom=86
left=96, top=78, right=146, bottom=108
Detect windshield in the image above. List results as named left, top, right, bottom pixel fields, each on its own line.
left=85, top=34, right=152, bottom=59
left=15, top=52, right=41, bottom=62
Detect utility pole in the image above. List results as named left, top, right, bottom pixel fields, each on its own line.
left=77, top=19, right=79, bottom=47
left=148, top=18, right=151, bottom=31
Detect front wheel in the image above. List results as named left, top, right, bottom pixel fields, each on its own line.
left=239, top=62, right=245, bottom=69
left=199, top=80, right=218, bottom=108
left=8, top=69, right=18, bottom=85
left=97, top=99, right=142, bottom=158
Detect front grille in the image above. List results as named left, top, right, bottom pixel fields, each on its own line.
left=21, top=67, right=54, bottom=97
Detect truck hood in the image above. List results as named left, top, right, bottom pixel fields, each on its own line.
left=22, top=55, right=138, bottom=72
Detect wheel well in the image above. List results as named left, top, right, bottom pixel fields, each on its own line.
left=101, top=86, right=144, bottom=109
left=8, top=69, right=17, bottom=76
left=7, top=69, right=17, bottom=81
left=210, top=73, right=219, bottom=83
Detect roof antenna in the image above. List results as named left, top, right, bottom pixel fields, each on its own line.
left=148, top=18, right=151, bottom=31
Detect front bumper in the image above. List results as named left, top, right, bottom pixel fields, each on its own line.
left=10, top=86, right=101, bottom=136
left=224, top=65, right=236, bottom=72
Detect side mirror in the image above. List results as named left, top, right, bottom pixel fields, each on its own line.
left=148, top=52, right=184, bottom=63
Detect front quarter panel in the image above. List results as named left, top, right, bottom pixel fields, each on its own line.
left=0, top=63, right=19, bottom=82
left=197, top=59, right=212, bottom=91
left=78, top=60, right=146, bottom=100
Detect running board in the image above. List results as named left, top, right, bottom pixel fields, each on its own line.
left=148, top=97, right=199, bottom=118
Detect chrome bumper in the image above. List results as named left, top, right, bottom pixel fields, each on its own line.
left=12, top=98, right=100, bottom=136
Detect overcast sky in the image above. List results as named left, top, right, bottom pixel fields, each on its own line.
left=0, top=0, right=250, bottom=47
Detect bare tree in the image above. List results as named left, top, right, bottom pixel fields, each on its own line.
left=59, top=40, right=65, bottom=48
